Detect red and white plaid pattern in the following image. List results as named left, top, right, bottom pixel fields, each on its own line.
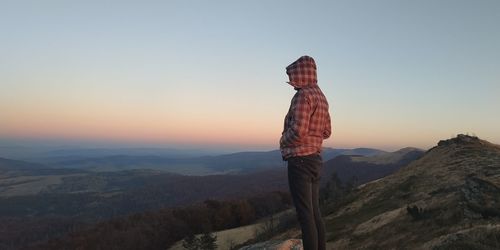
left=280, top=56, right=331, bottom=159
left=286, top=55, right=317, bottom=88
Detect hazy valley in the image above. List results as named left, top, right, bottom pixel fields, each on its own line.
left=0, top=145, right=419, bottom=249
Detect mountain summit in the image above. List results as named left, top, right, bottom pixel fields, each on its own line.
left=324, top=134, right=500, bottom=249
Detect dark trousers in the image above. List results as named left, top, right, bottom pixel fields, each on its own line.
left=287, top=154, right=326, bottom=250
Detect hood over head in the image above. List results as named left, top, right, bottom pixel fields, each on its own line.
left=286, top=55, right=317, bottom=89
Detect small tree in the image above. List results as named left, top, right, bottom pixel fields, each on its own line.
left=199, top=232, right=217, bottom=250
left=320, top=172, right=344, bottom=204
left=182, top=233, right=200, bottom=250
left=407, top=205, right=425, bottom=221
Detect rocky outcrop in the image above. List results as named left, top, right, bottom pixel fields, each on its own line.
left=437, top=134, right=481, bottom=147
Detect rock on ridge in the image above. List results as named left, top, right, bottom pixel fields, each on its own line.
left=437, top=134, right=481, bottom=147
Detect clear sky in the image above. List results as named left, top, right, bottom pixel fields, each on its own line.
left=1, top=0, right=499, bottom=151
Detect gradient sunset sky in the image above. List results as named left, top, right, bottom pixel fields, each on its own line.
left=1, top=0, right=499, bottom=151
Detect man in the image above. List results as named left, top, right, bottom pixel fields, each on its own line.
left=280, top=55, right=331, bottom=250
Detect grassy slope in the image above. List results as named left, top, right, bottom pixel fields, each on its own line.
left=324, top=136, right=500, bottom=249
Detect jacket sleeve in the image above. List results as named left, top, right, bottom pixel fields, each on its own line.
left=280, top=92, right=311, bottom=146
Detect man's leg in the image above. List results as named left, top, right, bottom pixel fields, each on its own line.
left=312, top=177, right=326, bottom=250
left=288, top=156, right=318, bottom=250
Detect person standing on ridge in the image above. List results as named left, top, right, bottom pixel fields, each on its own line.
left=280, top=55, right=331, bottom=250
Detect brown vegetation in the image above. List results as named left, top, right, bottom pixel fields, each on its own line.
left=31, top=192, right=292, bottom=250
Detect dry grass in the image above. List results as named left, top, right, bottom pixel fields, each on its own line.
left=168, top=209, right=296, bottom=250
left=323, top=136, right=500, bottom=249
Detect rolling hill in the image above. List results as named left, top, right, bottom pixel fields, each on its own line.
left=0, top=167, right=291, bottom=250
left=0, top=157, right=49, bottom=171
left=322, top=147, right=424, bottom=186
left=322, top=135, right=500, bottom=249
left=39, top=147, right=385, bottom=175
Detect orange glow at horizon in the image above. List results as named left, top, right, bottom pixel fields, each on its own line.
left=2, top=109, right=440, bottom=151
left=1, top=90, right=496, bottom=151
left=1, top=102, right=284, bottom=148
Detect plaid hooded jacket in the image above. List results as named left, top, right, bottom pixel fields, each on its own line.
left=280, top=56, right=331, bottom=160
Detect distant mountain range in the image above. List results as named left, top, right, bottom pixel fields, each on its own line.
left=26, top=147, right=386, bottom=175
left=0, top=146, right=226, bottom=160
left=0, top=147, right=420, bottom=203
